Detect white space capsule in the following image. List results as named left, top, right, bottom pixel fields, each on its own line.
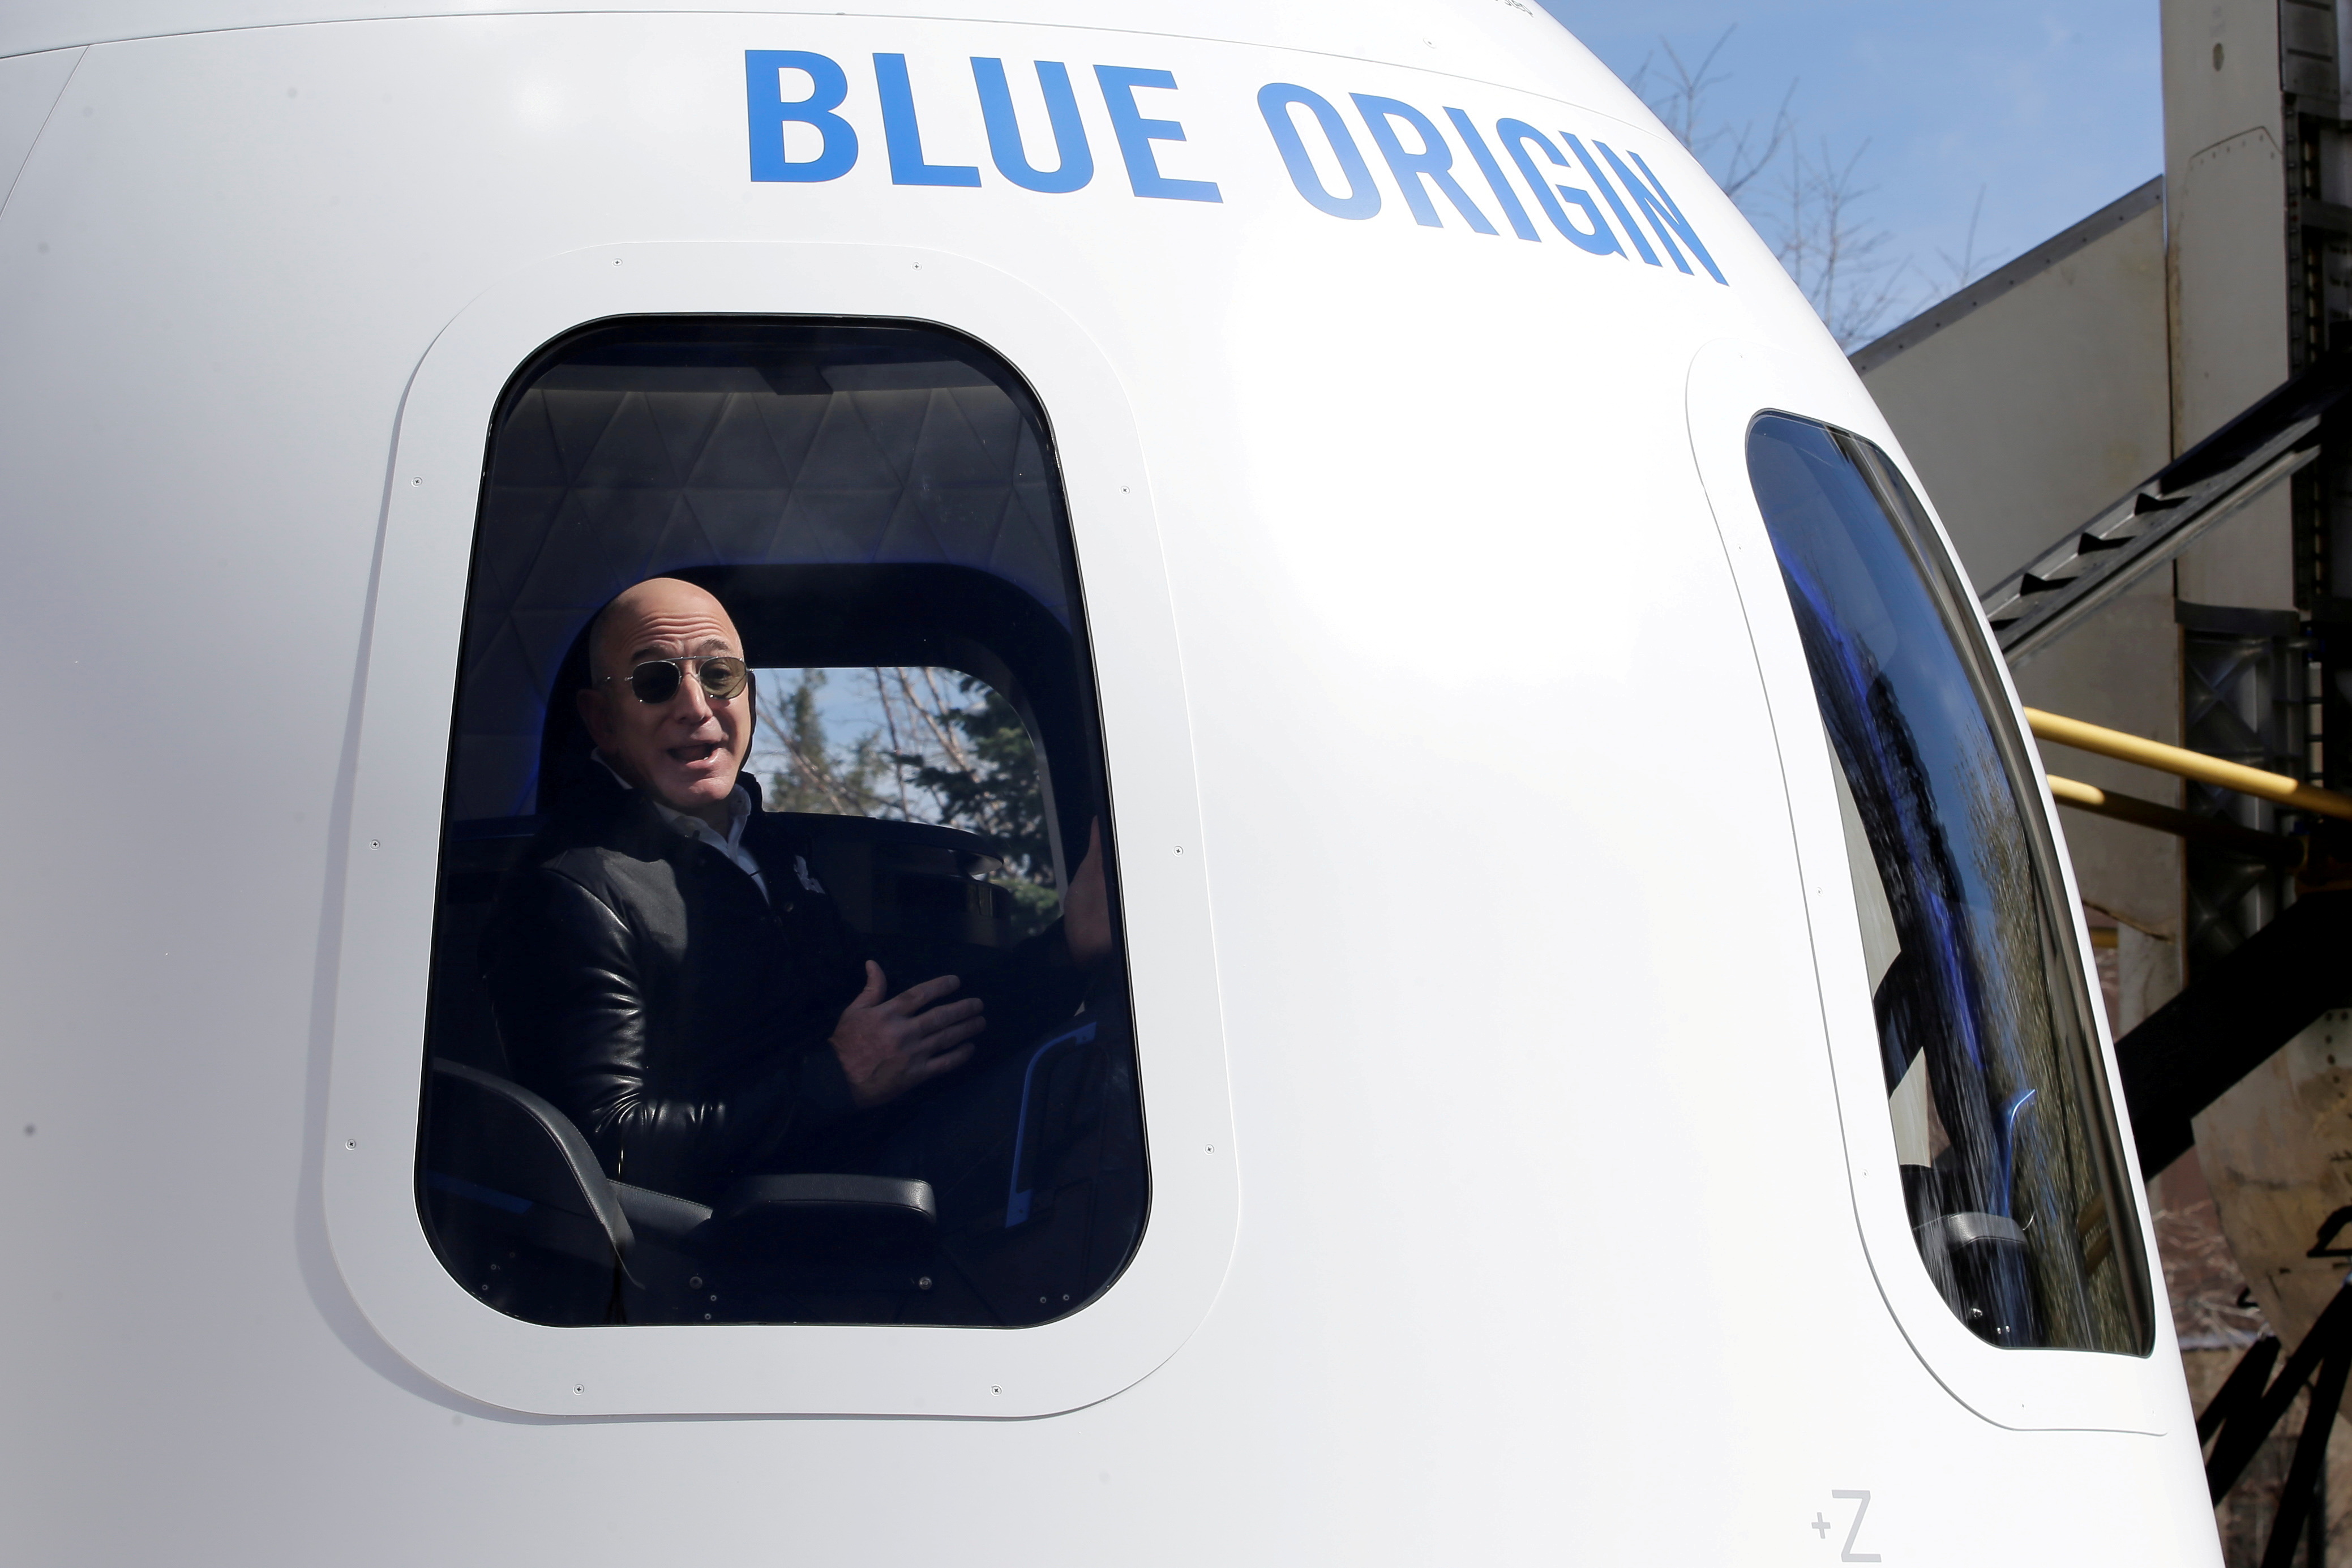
left=0, top=3, right=2218, bottom=1563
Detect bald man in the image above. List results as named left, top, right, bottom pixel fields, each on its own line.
left=482, top=576, right=1109, bottom=1206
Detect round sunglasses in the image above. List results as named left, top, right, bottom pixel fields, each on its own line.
left=599, top=654, right=751, bottom=705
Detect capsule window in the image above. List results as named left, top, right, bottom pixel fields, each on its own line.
left=418, top=318, right=1145, bottom=1328
left=1747, top=414, right=2151, bottom=1355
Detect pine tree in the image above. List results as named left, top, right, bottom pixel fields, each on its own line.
left=755, top=666, right=1063, bottom=939
left=760, top=669, right=889, bottom=816
left=901, top=676, right=1059, bottom=937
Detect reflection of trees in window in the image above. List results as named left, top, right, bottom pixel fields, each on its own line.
left=1753, top=414, right=2146, bottom=1355
left=1957, top=749, right=2073, bottom=1339
left=1959, top=749, right=2136, bottom=1353
left=1802, top=574, right=2115, bottom=1349
left=755, top=667, right=1059, bottom=938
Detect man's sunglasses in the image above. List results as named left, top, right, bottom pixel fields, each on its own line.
left=600, top=655, right=751, bottom=705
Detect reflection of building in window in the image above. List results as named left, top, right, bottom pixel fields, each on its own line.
left=755, top=666, right=1062, bottom=939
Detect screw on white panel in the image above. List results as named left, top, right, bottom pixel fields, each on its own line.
left=573, top=1383, right=585, bottom=1395
left=369, top=840, right=381, bottom=849
left=345, top=1139, right=357, bottom=1149
left=411, top=477, right=422, bottom=486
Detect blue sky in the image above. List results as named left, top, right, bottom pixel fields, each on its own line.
left=1533, top=1, right=2164, bottom=339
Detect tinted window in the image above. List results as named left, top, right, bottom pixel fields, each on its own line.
left=1749, top=414, right=2149, bottom=1355
left=419, top=319, right=1145, bottom=1329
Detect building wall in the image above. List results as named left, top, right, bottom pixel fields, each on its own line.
left=1863, top=196, right=2171, bottom=590
left=1858, top=191, right=2186, bottom=1023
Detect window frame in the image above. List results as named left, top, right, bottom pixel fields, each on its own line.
left=1685, top=337, right=2177, bottom=1435
left=320, top=243, right=1236, bottom=1417
left=1750, top=413, right=2153, bottom=1357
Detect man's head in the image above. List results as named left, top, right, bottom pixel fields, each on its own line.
left=576, top=577, right=755, bottom=824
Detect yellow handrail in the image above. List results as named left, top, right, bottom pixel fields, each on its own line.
left=2024, top=708, right=2352, bottom=824
left=2044, top=774, right=2304, bottom=866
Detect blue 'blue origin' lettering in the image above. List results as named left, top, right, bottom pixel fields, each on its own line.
left=1350, top=95, right=1496, bottom=234
left=745, top=50, right=859, bottom=182
left=1443, top=108, right=1538, bottom=241
left=972, top=58, right=1092, bottom=193
left=1258, top=84, right=1379, bottom=220
left=1493, top=119, right=1623, bottom=256
left=1593, top=142, right=1727, bottom=284
left=1561, top=132, right=1659, bottom=266
left=736, top=48, right=1722, bottom=277
left=875, top=53, right=981, bottom=186
left=1248, top=84, right=1715, bottom=280
left=1095, top=66, right=1223, bottom=202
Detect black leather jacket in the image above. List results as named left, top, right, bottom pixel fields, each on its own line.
left=482, top=771, right=870, bottom=1203
left=482, top=767, right=1083, bottom=1203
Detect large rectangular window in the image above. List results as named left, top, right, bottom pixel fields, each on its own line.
left=1749, top=414, right=2150, bottom=1355
left=418, top=320, right=1145, bottom=1329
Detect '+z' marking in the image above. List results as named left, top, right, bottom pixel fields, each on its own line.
left=1815, top=1492, right=1880, bottom=1563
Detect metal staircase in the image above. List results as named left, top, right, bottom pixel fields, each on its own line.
left=1978, top=349, right=2352, bottom=663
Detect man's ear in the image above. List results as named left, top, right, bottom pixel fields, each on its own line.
left=576, top=685, right=611, bottom=750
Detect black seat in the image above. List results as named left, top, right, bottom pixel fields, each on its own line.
left=419, top=1059, right=937, bottom=1325
left=422, top=807, right=1133, bottom=1326
left=419, top=1059, right=633, bottom=1323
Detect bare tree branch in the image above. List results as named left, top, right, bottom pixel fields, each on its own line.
left=872, top=666, right=913, bottom=820
left=1632, top=28, right=1921, bottom=350
left=1631, top=26, right=1793, bottom=200
left=1933, top=185, right=2004, bottom=293
left=901, top=666, right=975, bottom=776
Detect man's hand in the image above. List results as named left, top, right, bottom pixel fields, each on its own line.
left=829, top=962, right=986, bottom=1109
left=1065, top=819, right=1112, bottom=966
